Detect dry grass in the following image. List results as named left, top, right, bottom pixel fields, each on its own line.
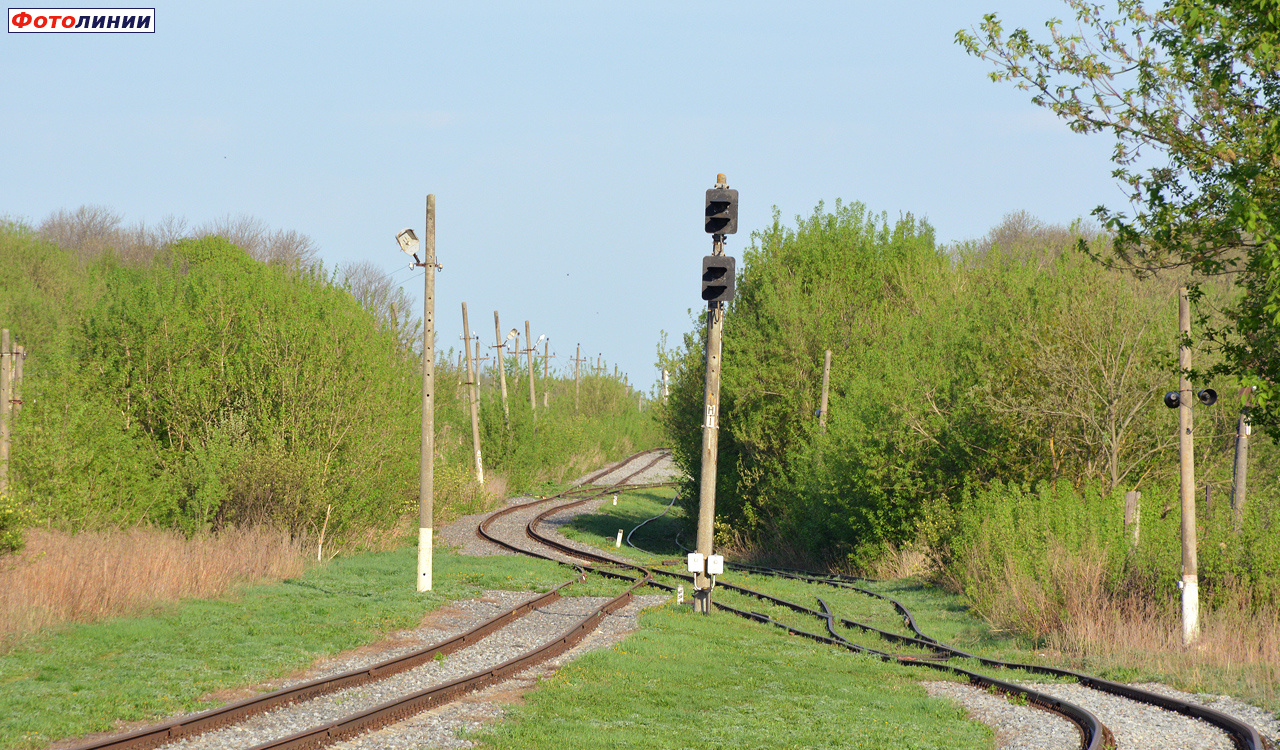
left=945, top=537, right=1280, bottom=710
left=1046, top=587, right=1280, bottom=710
left=0, top=526, right=305, bottom=650
left=867, top=543, right=935, bottom=580
left=714, top=524, right=825, bottom=571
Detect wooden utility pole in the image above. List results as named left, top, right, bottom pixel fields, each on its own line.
left=419, top=197, right=438, bottom=592
left=1232, top=386, right=1254, bottom=532
left=494, top=312, right=511, bottom=425
left=818, top=349, right=832, bottom=432
left=0, top=329, right=10, bottom=495
left=462, top=303, right=484, bottom=485
left=1178, top=288, right=1199, bottom=646
left=573, top=345, right=585, bottom=416
left=695, top=173, right=734, bottom=614
left=525, top=320, right=537, bottom=418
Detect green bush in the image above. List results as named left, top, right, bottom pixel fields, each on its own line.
left=0, top=493, right=27, bottom=555
left=0, top=220, right=661, bottom=542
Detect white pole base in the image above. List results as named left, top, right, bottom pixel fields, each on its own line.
left=418, top=527, right=433, bottom=592
left=1181, top=574, right=1199, bottom=645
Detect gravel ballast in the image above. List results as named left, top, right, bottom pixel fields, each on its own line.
left=923, top=679, right=1279, bottom=750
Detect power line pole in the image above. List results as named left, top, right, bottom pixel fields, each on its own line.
left=524, top=320, right=538, bottom=419
left=1232, top=386, right=1254, bottom=533
left=473, top=337, right=489, bottom=396
left=572, top=345, right=586, bottom=416
left=662, top=368, right=669, bottom=405
left=461, top=303, right=484, bottom=485
left=818, top=349, right=832, bottom=432
left=394, top=198, right=437, bottom=592
left=1177, top=287, right=1199, bottom=646
left=541, top=339, right=554, bottom=409
left=694, top=173, right=738, bottom=614
left=494, top=312, right=511, bottom=426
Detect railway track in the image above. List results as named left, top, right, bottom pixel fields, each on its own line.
left=59, top=446, right=1273, bottom=750
left=59, top=449, right=671, bottom=750
left=517, top=478, right=1274, bottom=750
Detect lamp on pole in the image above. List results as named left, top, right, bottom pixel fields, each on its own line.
left=396, top=195, right=439, bottom=592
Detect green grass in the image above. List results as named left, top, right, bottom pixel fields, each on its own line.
left=0, top=548, right=589, bottom=750
left=470, top=602, right=991, bottom=750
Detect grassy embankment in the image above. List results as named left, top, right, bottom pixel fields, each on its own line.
left=2, top=485, right=1022, bottom=750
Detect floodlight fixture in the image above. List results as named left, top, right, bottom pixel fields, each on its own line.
left=396, top=228, right=419, bottom=256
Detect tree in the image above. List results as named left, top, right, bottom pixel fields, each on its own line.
left=957, top=0, right=1280, bottom=434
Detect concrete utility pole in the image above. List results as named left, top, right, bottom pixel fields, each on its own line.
left=818, top=349, right=832, bottom=432
left=1232, top=386, right=1255, bottom=532
left=695, top=173, right=736, bottom=614
left=525, top=320, right=538, bottom=418
left=461, top=303, right=484, bottom=485
left=494, top=312, right=511, bottom=425
left=1124, top=490, right=1141, bottom=547
left=573, top=345, right=585, bottom=416
left=473, top=338, right=488, bottom=395
left=662, top=368, right=669, bottom=405
left=400, top=196, right=438, bottom=592
left=1178, top=288, right=1199, bottom=646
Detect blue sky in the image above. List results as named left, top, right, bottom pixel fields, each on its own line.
left=2, top=2, right=1126, bottom=390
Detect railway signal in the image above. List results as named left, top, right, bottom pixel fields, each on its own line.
left=705, top=186, right=739, bottom=235
left=701, top=255, right=736, bottom=303
left=694, top=173, right=737, bottom=614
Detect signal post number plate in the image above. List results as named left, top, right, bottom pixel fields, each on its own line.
left=705, top=404, right=717, bottom=430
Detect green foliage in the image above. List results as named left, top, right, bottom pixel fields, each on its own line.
left=657, top=201, right=1280, bottom=621
left=956, top=0, right=1280, bottom=437
left=0, top=494, right=26, bottom=555
left=0, top=220, right=658, bottom=541
left=476, top=367, right=659, bottom=491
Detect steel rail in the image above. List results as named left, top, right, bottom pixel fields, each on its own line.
left=60, top=581, right=578, bottom=750
left=243, top=575, right=650, bottom=750
left=725, top=562, right=1272, bottom=750
left=496, top=458, right=1270, bottom=750
left=61, top=448, right=670, bottom=750
left=515, top=493, right=1121, bottom=750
